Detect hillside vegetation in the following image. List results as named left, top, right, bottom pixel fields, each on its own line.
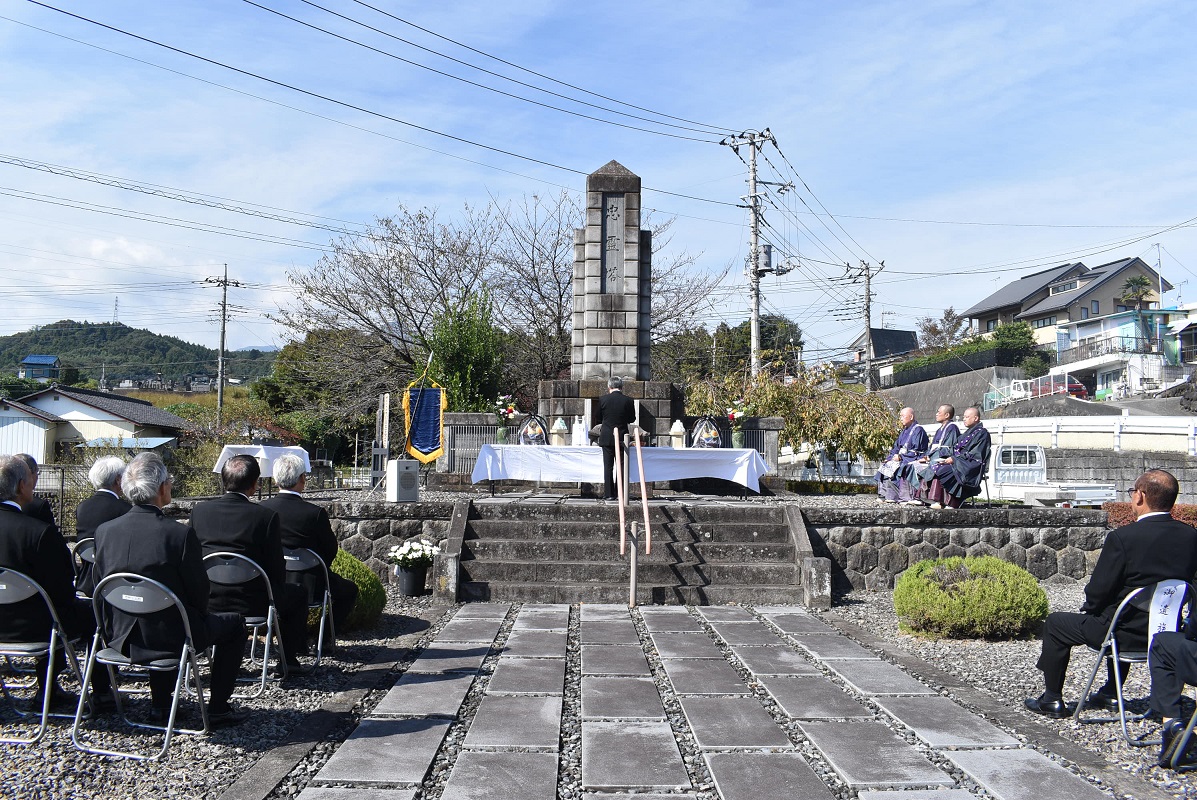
left=0, top=320, right=274, bottom=384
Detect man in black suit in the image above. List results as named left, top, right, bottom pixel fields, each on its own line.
left=74, top=455, right=131, bottom=597
left=0, top=455, right=111, bottom=709
left=16, top=453, right=57, bottom=530
left=595, top=376, right=636, bottom=502
left=1024, top=469, right=1197, bottom=717
left=190, top=455, right=309, bottom=675
left=93, top=453, right=246, bottom=725
left=260, top=454, right=357, bottom=635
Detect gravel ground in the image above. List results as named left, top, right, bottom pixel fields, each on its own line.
left=829, top=583, right=1197, bottom=799
left=0, top=587, right=450, bottom=800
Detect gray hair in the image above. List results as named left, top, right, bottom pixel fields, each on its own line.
left=88, top=456, right=126, bottom=491
left=608, top=376, right=623, bottom=390
left=273, top=454, right=306, bottom=489
left=122, top=452, right=170, bottom=505
left=0, top=455, right=31, bottom=502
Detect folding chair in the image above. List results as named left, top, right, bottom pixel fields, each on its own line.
left=0, top=567, right=90, bottom=745
left=1074, top=579, right=1194, bottom=746
left=203, top=551, right=288, bottom=697
left=283, top=547, right=333, bottom=667
left=71, top=572, right=209, bottom=760
left=73, top=537, right=96, bottom=598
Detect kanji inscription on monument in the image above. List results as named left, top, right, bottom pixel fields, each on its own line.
left=601, top=193, right=625, bottom=293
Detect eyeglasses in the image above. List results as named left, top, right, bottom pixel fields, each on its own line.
left=167, top=475, right=176, bottom=485
left=1126, top=487, right=1139, bottom=497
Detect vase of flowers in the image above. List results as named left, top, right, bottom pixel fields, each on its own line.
left=495, top=394, right=518, bottom=443
left=727, top=399, right=749, bottom=448
left=387, top=539, right=440, bottom=596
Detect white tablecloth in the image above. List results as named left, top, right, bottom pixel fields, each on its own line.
left=470, top=445, right=770, bottom=492
left=213, top=445, right=312, bottom=477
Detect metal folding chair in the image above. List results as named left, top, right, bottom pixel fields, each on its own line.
left=1074, top=579, right=1194, bottom=746
left=283, top=547, right=333, bottom=667
left=73, top=537, right=96, bottom=598
left=203, top=551, right=288, bottom=697
left=71, top=572, right=209, bottom=760
left=0, top=567, right=90, bottom=745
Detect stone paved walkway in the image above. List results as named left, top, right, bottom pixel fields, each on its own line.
left=297, top=603, right=1119, bottom=800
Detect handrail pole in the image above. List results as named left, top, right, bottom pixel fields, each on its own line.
left=632, top=426, right=653, bottom=555
left=614, top=434, right=627, bottom=555
left=628, top=521, right=639, bottom=608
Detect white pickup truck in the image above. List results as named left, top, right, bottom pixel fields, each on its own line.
left=986, top=443, right=1115, bottom=507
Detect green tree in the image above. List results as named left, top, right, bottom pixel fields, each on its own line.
left=990, top=321, right=1036, bottom=353
left=426, top=293, right=504, bottom=412
left=1121, top=274, right=1154, bottom=311
left=712, top=315, right=804, bottom=373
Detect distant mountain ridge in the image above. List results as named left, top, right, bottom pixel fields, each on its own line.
left=0, top=320, right=275, bottom=383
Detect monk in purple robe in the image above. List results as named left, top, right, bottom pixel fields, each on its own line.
left=927, top=405, right=991, bottom=509
left=875, top=407, right=928, bottom=503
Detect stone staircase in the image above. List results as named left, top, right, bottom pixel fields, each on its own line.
left=458, top=500, right=805, bottom=604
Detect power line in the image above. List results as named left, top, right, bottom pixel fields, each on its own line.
left=249, top=0, right=723, bottom=141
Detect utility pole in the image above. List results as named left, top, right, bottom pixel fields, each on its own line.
left=720, top=129, right=774, bottom=377
left=844, top=260, right=884, bottom=391
left=204, top=264, right=243, bottom=429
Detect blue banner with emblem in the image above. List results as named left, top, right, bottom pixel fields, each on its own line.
left=402, top=382, right=446, bottom=464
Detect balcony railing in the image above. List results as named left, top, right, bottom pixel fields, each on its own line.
left=1056, top=336, right=1153, bottom=367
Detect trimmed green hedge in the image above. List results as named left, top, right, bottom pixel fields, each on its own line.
left=331, top=550, right=386, bottom=631
left=893, top=556, right=1047, bottom=638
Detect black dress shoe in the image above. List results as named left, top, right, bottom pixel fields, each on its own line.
left=1085, top=690, right=1120, bottom=711
left=147, top=706, right=172, bottom=724
left=89, top=691, right=117, bottom=714
left=207, top=707, right=247, bottom=728
left=270, top=661, right=310, bottom=678
left=1160, top=719, right=1192, bottom=768
left=1024, top=694, right=1074, bottom=718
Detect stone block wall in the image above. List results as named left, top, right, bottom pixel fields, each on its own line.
left=802, top=506, right=1108, bottom=594
left=1044, top=448, right=1197, bottom=505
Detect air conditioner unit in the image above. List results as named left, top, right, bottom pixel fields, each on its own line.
left=386, top=459, right=420, bottom=502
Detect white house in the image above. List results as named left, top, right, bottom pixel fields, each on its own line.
left=0, top=398, right=62, bottom=463
left=18, top=384, right=190, bottom=452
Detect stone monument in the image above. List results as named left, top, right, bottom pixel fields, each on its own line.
left=538, top=161, right=682, bottom=441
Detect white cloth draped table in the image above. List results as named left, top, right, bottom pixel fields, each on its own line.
left=213, top=445, right=312, bottom=476
left=470, top=445, right=769, bottom=492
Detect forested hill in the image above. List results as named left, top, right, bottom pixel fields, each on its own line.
left=0, top=321, right=275, bottom=383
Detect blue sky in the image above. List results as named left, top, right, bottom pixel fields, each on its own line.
left=1, top=0, right=1194, bottom=368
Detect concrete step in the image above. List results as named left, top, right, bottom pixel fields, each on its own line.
left=466, top=519, right=790, bottom=543
left=459, top=580, right=805, bottom=605
left=471, top=502, right=784, bottom=525
left=462, top=539, right=795, bottom=563
left=461, top=559, right=797, bottom=585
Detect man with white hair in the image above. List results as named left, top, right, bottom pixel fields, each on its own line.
left=261, top=454, right=358, bottom=638
left=74, top=455, right=131, bottom=597
left=93, top=452, right=248, bottom=726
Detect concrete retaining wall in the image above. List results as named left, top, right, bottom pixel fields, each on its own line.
left=1044, top=448, right=1197, bottom=505
left=802, top=505, right=1108, bottom=595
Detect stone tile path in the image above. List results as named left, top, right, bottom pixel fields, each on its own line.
left=299, top=603, right=1117, bottom=800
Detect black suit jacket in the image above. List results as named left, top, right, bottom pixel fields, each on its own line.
left=74, top=490, right=132, bottom=596
left=596, top=390, right=636, bottom=447
left=1081, top=513, right=1197, bottom=631
left=0, top=502, right=83, bottom=641
left=26, top=495, right=57, bottom=530
left=189, top=493, right=284, bottom=616
left=259, top=492, right=338, bottom=567
left=93, top=504, right=211, bottom=661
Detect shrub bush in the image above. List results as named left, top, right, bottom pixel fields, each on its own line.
left=1102, top=502, right=1197, bottom=530
left=331, top=550, right=386, bottom=631
left=893, top=555, right=1047, bottom=638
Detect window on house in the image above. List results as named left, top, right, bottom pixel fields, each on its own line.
left=986, top=320, right=997, bottom=332
left=1080, top=307, right=1089, bottom=319
left=1092, top=300, right=1099, bottom=315
left=1032, top=316, right=1057, bottom=329
left=1050, top=280, right=1078, bottom=295
left=1117, top=305, right=1129, bottom=313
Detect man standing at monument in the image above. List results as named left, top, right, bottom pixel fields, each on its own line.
left=596, top=377, right=636, bottom=502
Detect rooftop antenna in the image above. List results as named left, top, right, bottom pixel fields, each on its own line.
left=112, top=297, right=118, bottom=323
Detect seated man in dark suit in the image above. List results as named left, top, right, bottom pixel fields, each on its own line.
left=74, top=455, right=132, bottom=598
left=1148, top=630, right=1197, bottom=767
left=0, top=454, right=111, bottom=709
left=16, top=453, right=57, bottom=531
left=1024, top=469, right=1197, bottom=717
left=190, top=455, right=309, bottom=675
left=93, top=453, right=247, bottom=726
left=260, top=454, right=358, bottom=637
